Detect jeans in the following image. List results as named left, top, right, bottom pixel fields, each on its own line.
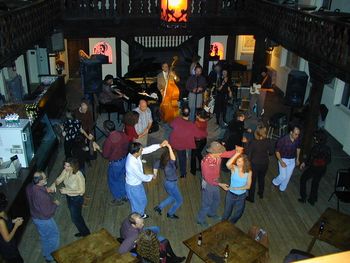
left=158, top=180, right=183, bottom=215
left=272, top=158, right=296, bottom=191
left=300, top=166, right=326, bottom=202
left=248, top=163, right=268, bottom=200
left=126, top=183, right=147, bottom=215
left=176, top=150, right=187, bottom=177
left=190, top=138, right=207, bottom=174
left=108, top=158, right=127, bottom=200
left=32, top=218, right=59, bottom=261
left=222, top=191, right=247, bottom=224
left=66, top=196, right=90, bottom=236
left=188, top=92, right=203, bottom=121
left=197, top=183, right=220, bottom=223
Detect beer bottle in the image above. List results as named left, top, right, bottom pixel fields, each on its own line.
left=224, top=244, right=229, bottom=259
left=197, top=233, right=202, bottom=246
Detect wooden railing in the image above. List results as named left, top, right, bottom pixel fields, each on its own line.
left=246, top=0, right=350, bottom=73
left=0, top=0, right=61, bottom=66
left=62, top=0, right=246, bottom=18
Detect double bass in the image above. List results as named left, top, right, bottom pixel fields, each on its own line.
left=160, top=56, right=180, bottom=123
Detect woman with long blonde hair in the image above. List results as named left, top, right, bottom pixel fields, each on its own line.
left=246, top=125, right=274, bottom=202
left=221, top=149, right=252, bottom=224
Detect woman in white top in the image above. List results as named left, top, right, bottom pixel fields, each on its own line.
left=51, top=158, right=90, bottom=237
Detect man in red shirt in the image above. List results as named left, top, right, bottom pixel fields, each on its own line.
left=102, top=120, right=130, bottom=205
left=169, top=106, right=206, bottom=178
left=197, top=142, right=238, bottom=227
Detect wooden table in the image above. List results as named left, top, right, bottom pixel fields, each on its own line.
left=53, top=228, right=137, bottom=263
left=183, top=221, right=268, bottom=263
left=307, top=208, right=350, bottom=253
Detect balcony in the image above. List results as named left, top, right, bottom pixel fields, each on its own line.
left=0, top=0, right=349, bottom=80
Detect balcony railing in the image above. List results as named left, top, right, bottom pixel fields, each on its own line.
left=62, top=0, right=245, bottom=18
left=0, top=0, right=61, bottom=66
left=246, top=0, right=350, bottom=73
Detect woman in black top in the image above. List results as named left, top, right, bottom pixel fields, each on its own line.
left=214, top=69, right=232, bottom=126
left=246, top=126, right=275, bottom=202
left=0, top=193, right=24, bottom=263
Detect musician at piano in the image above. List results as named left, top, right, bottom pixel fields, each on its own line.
left=157, top=62, right=179, bottom=100
left=134, top=100, right=153, bottom=147
left=249, top=68, right=272, bottom=117
left=99, top=74, right=126, bottom=114
left=185, top=65, right=207, bottom=121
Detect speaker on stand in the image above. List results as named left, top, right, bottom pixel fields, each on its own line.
left=285, top=70, right=308, bottom=122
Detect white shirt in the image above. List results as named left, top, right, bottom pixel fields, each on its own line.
left=134, top=107, right=153, bottom=135
left=125, top=144, right=161, bottom=186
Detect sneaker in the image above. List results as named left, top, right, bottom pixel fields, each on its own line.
left=74, top=233, right=82, bottom=237
left=110, top=199, right=124, bottom=206
left=141, top=159, right=147, bottom=164
left=154, top=206, right=162, bottom=215
left=246, top=197, right=254, bottom=203
left=121, top=197, right=129, bottom=202
left=197, top=221, right=209, bottom=227
left=141, top=214, right=149, bottom=219
left=307, top=199, right=315, bottom=206
left=258, top=193, right=264, bottom=199
left=298, top=198, right=306, bottom=203
left=167, top=213, right=179, bottom=219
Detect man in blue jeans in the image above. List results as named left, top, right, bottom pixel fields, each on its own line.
left=102, top=120, right=130, bottom=205
left=26, top=171, right=60, bottom=263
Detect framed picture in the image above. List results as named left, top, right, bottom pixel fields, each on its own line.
left=241, top=35, right=255, bottom=53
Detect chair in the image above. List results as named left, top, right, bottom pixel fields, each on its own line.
left=267, top=112, right=288, bottom=139
left=328, top=168, right=350, bottom=211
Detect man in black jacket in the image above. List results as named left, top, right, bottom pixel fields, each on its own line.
left=298, top=130, right=331, bottom=205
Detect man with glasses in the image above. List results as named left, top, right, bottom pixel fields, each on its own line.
left=272, top=125, right=301, bottom=191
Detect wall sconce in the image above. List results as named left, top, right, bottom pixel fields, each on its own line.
left=160, top=0, right=188, bottom=28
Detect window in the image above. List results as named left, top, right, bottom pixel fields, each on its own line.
left=341, top=83, right=350, bottom=109
left=286, top=51, right=300, bottom=69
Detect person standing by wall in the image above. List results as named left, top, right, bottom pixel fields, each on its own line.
left=272, top=125, right=301, bottom=192
left=26, top=171, right=60, bottom=263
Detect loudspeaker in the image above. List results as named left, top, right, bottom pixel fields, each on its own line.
left=49, top=32, right=65, bottom=52
left=285, top=70, right=308, bottom=107
left=81, top=60, right=102, bottom=94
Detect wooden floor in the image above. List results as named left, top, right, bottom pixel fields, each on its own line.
left=19, top=86, right=350, bottom=263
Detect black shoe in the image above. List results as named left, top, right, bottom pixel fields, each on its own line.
left=246, top=197, right=254, bottom=203
left=298, top=198, right=306, bottom=203
left=307, top=199, right=315, bottom=206
left=154, top=206, right=162, bottom=215
left=190, top=170, right=196, bottom=176
left=174, top=256, right=186, bottom=263
left=258, top=193, right=264, bottom=199
left=141, top=214, right=149, bottom=219
left=74, top=233, right=82, bottom=237
left=121, top=197, right=129, bottom=202
left=167, top=213, right=179, bottom=219
left=180, top=175, right=186, bottom=178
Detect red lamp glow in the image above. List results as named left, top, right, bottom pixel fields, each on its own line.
left=209, top=42, right=224, bottom=60
left=160, top=0, right=188, bottom=28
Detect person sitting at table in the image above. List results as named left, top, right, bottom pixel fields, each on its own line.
left=136, top=229, right=185, bottom=263
left=0, top=193, right=24, bottom=263
left=118, top=213, right=164, bottom=254
left=99, top=74, right=125, bottom=114
left=221, top=151, right=252, bottom=224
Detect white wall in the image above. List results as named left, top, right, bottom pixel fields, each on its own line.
left=321, top=79, right=350, bottom=154
left=330, top=0, right=350, bottom=12
left=89, top=37, right=117, bottom=77
left=235, top=35, right=254, bottom=69
left=121, top=40, right=129, bottom=77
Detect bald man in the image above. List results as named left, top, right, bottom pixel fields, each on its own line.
left=134, top=100, right=153, bottom=146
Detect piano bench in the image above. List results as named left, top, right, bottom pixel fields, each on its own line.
left=99, top=103, right=123, bottom=122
